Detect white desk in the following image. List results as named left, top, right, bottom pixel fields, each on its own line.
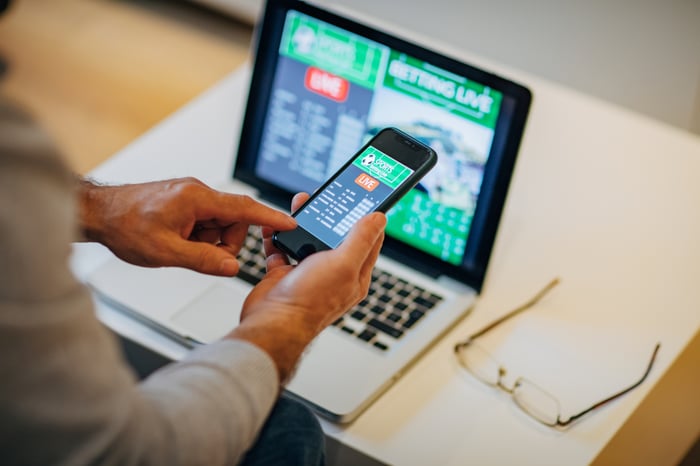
left=71, top=54, right=700, bottom=465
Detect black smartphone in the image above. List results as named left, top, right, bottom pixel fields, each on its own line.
left=273, top=127, right=438, bottom=261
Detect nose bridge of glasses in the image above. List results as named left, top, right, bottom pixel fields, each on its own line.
left=496, top=366, right=517, bottom=394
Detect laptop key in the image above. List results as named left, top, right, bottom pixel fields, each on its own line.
left=373, top=341, right=389, bottom=351
left=403, top=315, right=423, bottom=329
left=236, top=268, right=263, bottom=286
left=394, top=301, right=409, bottom=311
left=367, top=318, right=404, bottom=339
left=357, top=329, right=376, bottom=342
left=414, top=296, right=434, bottom=308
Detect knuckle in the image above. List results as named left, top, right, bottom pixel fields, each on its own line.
left=174, top=177, right=205, bottom=195
left=237, top=194, right=255, bottom=208
left=182, top=176, right=201, bottom=185
left=184, top=179, right=204, bottom=194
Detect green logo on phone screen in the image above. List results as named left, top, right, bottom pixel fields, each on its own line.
left=353, top=147, right=413, bottom=189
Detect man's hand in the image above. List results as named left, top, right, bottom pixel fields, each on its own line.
left=228, top=193, right=386, bottom=383
left=78, top=177, right=296, bottom=276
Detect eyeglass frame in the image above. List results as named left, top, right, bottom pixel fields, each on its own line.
left=454, top=278, right=661, bottom=427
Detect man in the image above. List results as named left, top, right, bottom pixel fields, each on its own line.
left=0, top=97, right=386, bottom=465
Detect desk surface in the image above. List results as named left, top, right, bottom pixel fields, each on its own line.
left=72, top=50, right=700, bottom=466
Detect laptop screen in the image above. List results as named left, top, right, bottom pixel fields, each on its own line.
left=235, top=0, right=531, bottom=291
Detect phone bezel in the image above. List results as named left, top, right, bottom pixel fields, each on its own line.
left=273, top=127, right=437, bottom=260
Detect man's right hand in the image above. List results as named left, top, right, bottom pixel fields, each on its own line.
left=78, top=177, right=296, bottom=277
left=227, top=193, right=386, bottom=384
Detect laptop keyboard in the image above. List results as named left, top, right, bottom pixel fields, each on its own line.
left=236, top=229, right=270, bottom=284
left=236, top=228, right=443, bottom=351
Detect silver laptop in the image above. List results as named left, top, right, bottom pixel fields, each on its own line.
left=88, top=0, right=531, bottom=423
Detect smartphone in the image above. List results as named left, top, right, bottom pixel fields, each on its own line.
left=273, top=127, right=438, bottom=261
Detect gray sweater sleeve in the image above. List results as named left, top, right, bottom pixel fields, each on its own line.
left=0, top=99, right=279, bottom=465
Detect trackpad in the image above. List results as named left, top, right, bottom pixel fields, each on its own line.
left=170, top=284, right=246, bottom=344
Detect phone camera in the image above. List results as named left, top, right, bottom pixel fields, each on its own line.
left=403, top=139, right=419, bottom=150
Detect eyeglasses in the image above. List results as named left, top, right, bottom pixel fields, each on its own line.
left=454, top=278, right=660, bottom=428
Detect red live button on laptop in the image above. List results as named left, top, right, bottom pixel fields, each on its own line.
left=304, top=67, right=349, bottom=102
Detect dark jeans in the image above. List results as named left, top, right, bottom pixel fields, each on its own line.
left=239, top=395, right=326, bottom=466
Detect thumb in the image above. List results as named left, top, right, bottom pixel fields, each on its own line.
left=169, top=238, right=240, bottom=276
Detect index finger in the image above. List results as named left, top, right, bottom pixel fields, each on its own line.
left=197, top=191, right=297, bottom=231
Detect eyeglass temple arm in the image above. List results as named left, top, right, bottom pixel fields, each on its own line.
left=462, top=278, right=561, bottom=342
left=557, top=342, right=661, bottom=427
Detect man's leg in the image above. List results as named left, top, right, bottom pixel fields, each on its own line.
left=239, top=395, right=325, bottom=466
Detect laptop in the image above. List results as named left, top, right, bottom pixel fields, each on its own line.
left=88, top=0, right=531, bottom=423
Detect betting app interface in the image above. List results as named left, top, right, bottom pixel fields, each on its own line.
left=295, top=146, right=413, bottom=248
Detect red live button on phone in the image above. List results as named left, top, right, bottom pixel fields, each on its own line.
left=304, top=67, right=349, bottom=102
left=355, top=173, right=379, bottom=191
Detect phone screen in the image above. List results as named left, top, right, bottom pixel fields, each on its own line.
left=295, top=145, right=415, bottom=249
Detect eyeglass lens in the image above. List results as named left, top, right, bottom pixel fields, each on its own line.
left=513, top=378, right=561, bottom=426
left=455, top=342, right=501, bottom=386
